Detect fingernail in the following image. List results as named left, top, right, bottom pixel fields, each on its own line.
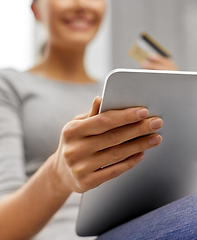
left=137, top=108, right=149, bottom=119
left=135, top=152, right=144, bottom=162
left=150, top=118, right=163, bottom=130
left=149, top=135, right=162, bottom=146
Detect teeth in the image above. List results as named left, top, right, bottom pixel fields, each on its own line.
left=68, top=20, right=90, bottom=28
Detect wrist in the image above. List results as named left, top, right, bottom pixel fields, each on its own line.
left=44, top=153, right=73, bottom=199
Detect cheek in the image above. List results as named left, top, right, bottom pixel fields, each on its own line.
left=93, top=2, right=106, bottom=24
left=45, top=1, right=64, bottom=32
left=48, top=0, right=63, bottom=18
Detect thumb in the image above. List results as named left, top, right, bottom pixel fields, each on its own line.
left=89, top=96, right=102, bottom=117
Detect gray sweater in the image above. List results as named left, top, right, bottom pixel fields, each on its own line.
left=0, top=69, right=103, bottom=240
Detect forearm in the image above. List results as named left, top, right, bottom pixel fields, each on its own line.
left=0, top=154, right=72, bottom=240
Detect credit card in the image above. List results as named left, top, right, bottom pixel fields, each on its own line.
left=129, top=32, right=172, bottom=64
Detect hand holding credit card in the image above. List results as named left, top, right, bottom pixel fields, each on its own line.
left=129, top=32, right=172, bottom=64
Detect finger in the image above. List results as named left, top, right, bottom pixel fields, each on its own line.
left=91, top=153, right=144, bottom=188
left=74, top=97, right=102, bottom=120
left=89, top=134, right=161, bottom=188
left=87, top=133, right=162, bottom=172
left=147, top=54, right=166, bottom=63
left=89, top=96, right=102, bottom=117
left=142, top=62, right=173, bottom=71
left=142, top=56, right=178, bottom=71
left=62, top=117, right=162, bottom=168
left=83, top=149, right=147, bottom=190
left=147, top=55, right=177, bottom=70
left=88, top=117, right=163, bottom=151
left=76, top=107, right=149, bottom=137
left=77, top=152, right=145, bottom=191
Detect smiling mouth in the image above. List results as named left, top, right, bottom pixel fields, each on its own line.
left=62, top=18, right=95, bottom=31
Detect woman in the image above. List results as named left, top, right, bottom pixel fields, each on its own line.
left=0, top=0, right=163, bottom=239
left=0, top=0, right=194, bottom=240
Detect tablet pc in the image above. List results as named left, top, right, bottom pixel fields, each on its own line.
left=76, top=69, right=197, bottom=236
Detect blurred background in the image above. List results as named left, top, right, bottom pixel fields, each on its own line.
left=0, top=0, right=197, bottom=81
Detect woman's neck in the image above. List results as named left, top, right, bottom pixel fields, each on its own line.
left=30, top=43, right=94, bottom=83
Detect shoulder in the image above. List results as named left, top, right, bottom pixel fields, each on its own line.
left=0, top=69, right=27, bottom=105
left=0, top=68, right=26, bottom=88
left=0, top=68, right=26, bottom=84
left=0, top=68, right=38, bottom=94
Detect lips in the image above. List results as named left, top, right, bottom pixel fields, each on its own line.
left=62, top=18, right=95, bottom=31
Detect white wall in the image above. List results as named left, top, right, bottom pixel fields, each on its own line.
left=0, top=0, right=35, bottom=71
left=185, top=0, right=197, bottom=71
left=0, top=0, right=112, bottom=80
left=111, top=0, right=197, bottom=72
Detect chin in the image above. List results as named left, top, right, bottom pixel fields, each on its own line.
left=70, top=41, right=91, bottom=50
left=61, top=34, right=96, bottom=49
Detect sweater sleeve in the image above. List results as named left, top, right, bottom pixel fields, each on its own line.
left=0, top=75, right=26, bottom=200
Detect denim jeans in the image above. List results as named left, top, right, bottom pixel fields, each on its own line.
left=97, top=193, right=197, bottom=240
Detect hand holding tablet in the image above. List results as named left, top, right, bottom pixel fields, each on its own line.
left=55, top=98, right=163, bottom=194
left=77, top=69, right=197, bottom=236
